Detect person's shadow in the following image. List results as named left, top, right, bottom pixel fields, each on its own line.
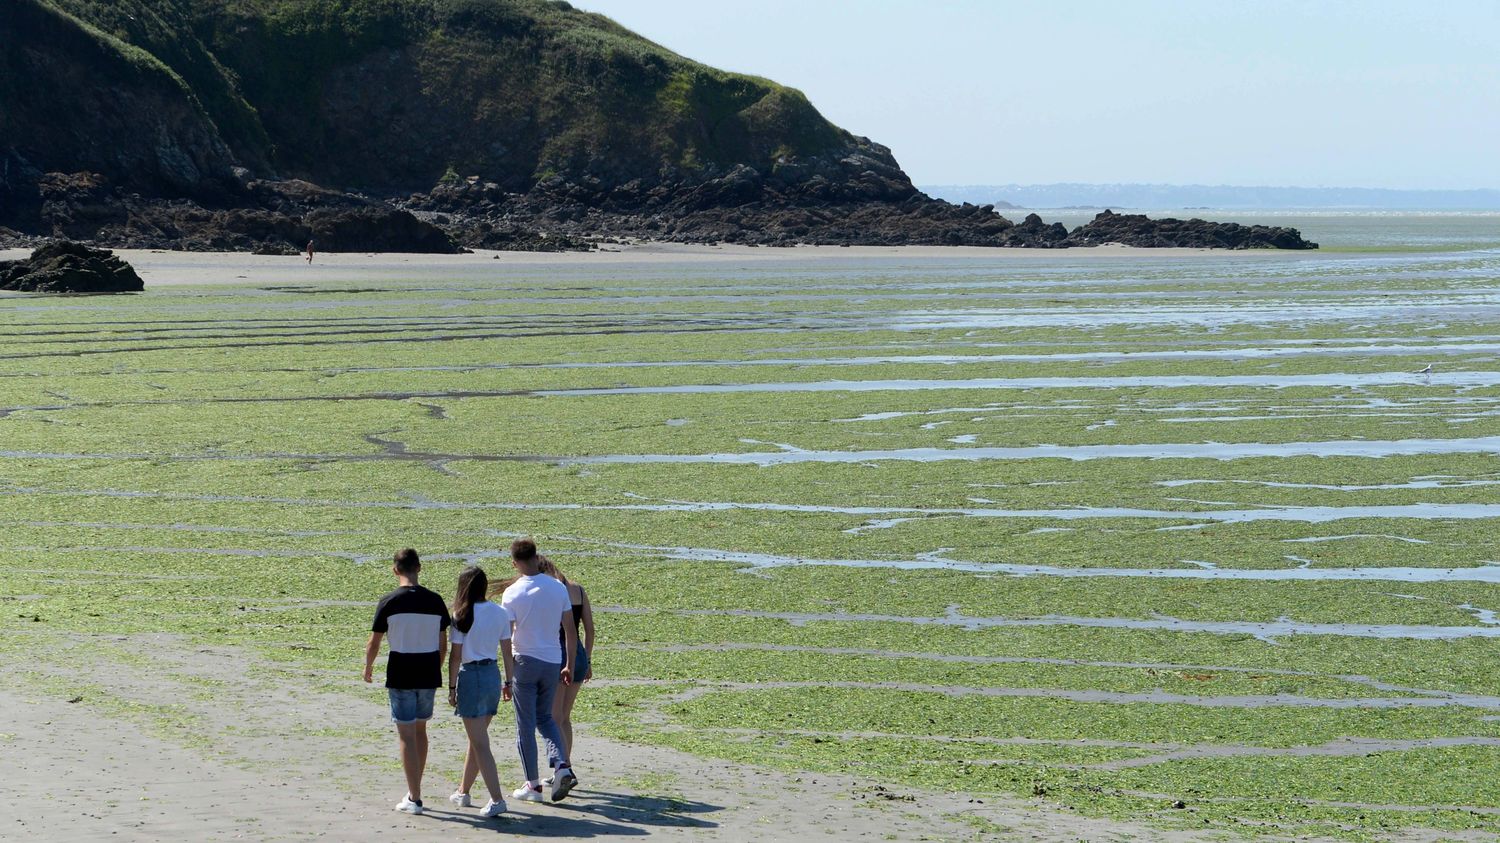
left=422, top=788, right=721, bottom=836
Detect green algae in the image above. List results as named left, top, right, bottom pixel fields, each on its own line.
left=3, top=247, right=1500, bottom=838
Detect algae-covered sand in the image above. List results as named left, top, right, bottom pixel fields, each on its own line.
left=2, top=239, right=1500, bottom=840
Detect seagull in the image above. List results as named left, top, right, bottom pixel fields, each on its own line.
left=1417, top=363, right=1433, bottom=375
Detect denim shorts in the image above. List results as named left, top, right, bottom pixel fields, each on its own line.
left=455, top=659, right=502, bottom=718
left=388, top=687, right=436, bottom=724
left=572, top=644, right=591, bottom=682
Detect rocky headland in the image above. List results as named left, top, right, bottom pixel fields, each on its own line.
left=0, top=0, right=1316, bottom=252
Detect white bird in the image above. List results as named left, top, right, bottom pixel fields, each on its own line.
left=1417, top=364, right=1433, bottom=375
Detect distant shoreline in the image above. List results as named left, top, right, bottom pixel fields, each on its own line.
left=924, top=184, right=1500, bottom=212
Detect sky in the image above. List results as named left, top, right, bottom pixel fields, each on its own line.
left=570, top=1, right=1500, bottom=190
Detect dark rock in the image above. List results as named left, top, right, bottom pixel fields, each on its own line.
left=213, top=208, right=312, bottom=247
left=402, top=172, right=1029, bottom=248
left=0, top=174, right=458, bottom=253
left=0, top=226, right=45, bottom=250
left=0, top=150, right=45, bottom=231
left=251, top=240, right=299, bottom=256
left=449, top=221, right=591, bottom=253
left=0, top=241, right=143, bottom=293
left=1065, top=210, right=1318, bottom=250
left=304, top=207, right=456, bottom=254
left=996, top=213, right=1069, bottom=247
left=38, top=172, right=129, bottom=240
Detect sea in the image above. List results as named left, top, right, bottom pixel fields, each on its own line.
left=1000, top=209, right=1500, bottom=251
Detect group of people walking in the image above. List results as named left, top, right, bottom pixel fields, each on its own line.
left=363, top=538, right=594, bottom=817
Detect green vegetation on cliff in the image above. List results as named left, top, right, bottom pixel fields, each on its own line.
left=0, top=0, right=237, bottom=195
left=42, top=0, right=274, bottom=171
left=11, top=0, right=875, bottom=195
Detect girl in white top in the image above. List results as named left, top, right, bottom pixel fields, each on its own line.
left=446, top=566, right=515, bottom=817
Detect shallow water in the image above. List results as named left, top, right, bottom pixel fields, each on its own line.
left=14, top=484, right=1495, bottom=527
left=563, top=435, right=1500, bottom=465
left=622, top=542, right=1500, bottom=582
left=603, top=605, right=1500, bottom=642
left=101, top=340, right=1498, bottom=376
left=539, top=370, right=1500, bottom=396
left=12, top=432, right=1500, bottom=466
left=1159, top=477, right=1500, bottom=491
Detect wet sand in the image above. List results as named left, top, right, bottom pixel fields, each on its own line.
left=0, top=242, right=1280, bottom=288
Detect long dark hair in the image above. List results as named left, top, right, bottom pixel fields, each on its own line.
left=538, top=555, right=569, bottom=585
left=452, top=566, right=488, bottom=634
left=486, top=551, right=552, bottom=600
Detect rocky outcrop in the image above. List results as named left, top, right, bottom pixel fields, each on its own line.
left=997, top=213, right=1070, bottom=247
left=8, top=172, right=460, bottom=253
left=0, top=241, right=144, bottom=293
left=404, top=170, right=1017, bottom=247
left=1064, top=210, right=1318, bottom=250
left=403, top=180, right=1320, bottom=250
left=2, top=163, right=1322, bottom=253
left=304, top=207, right=455, bottom=253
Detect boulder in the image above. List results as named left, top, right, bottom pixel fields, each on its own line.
left=0, top=241, right=143, bottom=293
left=304, top=207, right=458, bottom=253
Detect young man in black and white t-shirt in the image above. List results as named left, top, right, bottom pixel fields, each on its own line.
left=364, top=548, right=450, bottom=814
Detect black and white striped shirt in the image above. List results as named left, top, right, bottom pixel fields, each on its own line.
left=372, top=585, right=451, bottom=689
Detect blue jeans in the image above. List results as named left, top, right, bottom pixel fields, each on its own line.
left=388, top=688, right=436, bottom=724
left=511, top=655, right=568, bottom=781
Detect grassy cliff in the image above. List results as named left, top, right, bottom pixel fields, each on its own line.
left=14, top=0, right=879, bottom=195
left=0, top=0, right=238, bottom=195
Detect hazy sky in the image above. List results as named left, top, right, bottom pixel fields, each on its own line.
left=571, top=1, right=1500, bottom=189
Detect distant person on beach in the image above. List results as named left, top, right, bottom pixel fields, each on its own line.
left=537, top=556, right=594, bottom=780
left=446, top=565, right=514, bottom=819
left=497, top=538, right=580, bottom=802
left=306, top=239, right=315, bottom=264
left=364, top=548, right=450, bottom=815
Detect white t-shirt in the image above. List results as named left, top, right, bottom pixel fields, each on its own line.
left=449, top=600, right=513, bottom=664
left=500, top=574, right=571, bottom=663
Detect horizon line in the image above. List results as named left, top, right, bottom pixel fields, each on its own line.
left=921, top=182, right=1500, bottom=193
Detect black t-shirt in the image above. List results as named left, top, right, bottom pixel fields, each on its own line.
left=372, top=585, right=451, bottom=689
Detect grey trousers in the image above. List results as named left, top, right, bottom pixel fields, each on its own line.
left=511, top=655, right=568, bottom=782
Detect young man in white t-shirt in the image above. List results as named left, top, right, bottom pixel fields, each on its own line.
left=500, top=538, right=580, bottom=802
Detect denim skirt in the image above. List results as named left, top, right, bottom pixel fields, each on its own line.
left=455, top=659, right=501, bottom=718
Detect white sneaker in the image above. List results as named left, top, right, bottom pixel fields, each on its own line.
left=511, top=783, right=545, bottom=803
left=542, top=775, right=554, bottom=786
left=449, top=791, right=472, bottom=808
left=395, top=795, right=424, bottom=814
left=479, top=799, right=507, bottom=818
left=550, top=768, right=578, bottom=802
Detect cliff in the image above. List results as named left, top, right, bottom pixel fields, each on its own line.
left=0, top=0, right=1315, bottom=251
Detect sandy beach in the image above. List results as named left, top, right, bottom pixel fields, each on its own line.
left=0, top=242, right=1280, bottom=289
left=0, top=631, right=1206, bottom=842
